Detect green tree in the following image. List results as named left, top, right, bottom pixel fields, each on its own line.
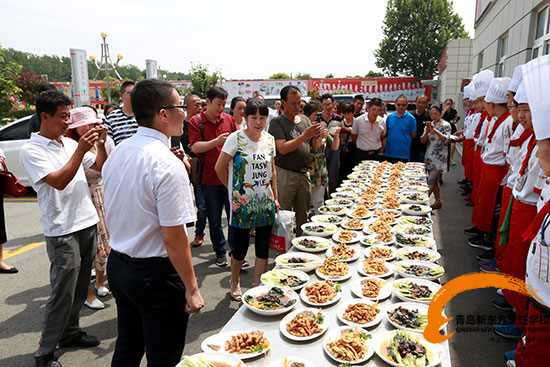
left=186, top=62, right=221, bottom=98
left=365, top=70, right=384, bottom=77
left=269, top=72, right=291, bottom=79
left=374, top=0, right=468, bottom=78
left=0, top=44, right=22, bottom=119
left=295, top=72, right=312, bottom=79
left=325, top=73, right=334, bottom=78
left=16, top=70, right=48, bottom=106
left=100, top=77, right=122, bottom=103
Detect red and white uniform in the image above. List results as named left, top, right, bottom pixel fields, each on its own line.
left=536, top=176, right=550, bottom=212
left=472, top=112, right=512, bottom=232
left=470, top=112, right=490, bottom=204
left=462, top=109, right=476, bottom=181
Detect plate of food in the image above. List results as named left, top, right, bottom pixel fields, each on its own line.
left=364, top=245, right=396, bottom=261
left=393, top=224, right=432, bottom=237
left=300, top=223, right=338, bottom=237
left=310, top=214, right=344, bottom=225
left=337, top=299, right=384, bottom=328
left=324, top=198, right=354, bottom=207
left=318, top=205, right=349, bottom=216
left=391, top=278, right=441, bottom=304
left=360, top=233, right=395, bottom=247
left=394, top=260, right=445, bottom=280
left=358, top=257, right=394, bottom=278
left=266, top=356, right=314, bottom=367
left=326, top=242, right=360, bottom=262
left=350, top=277, right=391, bottom=301
left=402, top=184, right=429, bottom=193
left=396, top=247, right=441, bottom=262
left=275, top=252, right=322, bottom=272
left=242, top=286, right=298, bottom=316
left=300, top=280, right=342, bottom=306
left=398, top=216, right=433, bottom=226
left=354, top=200, right=379, bottom=210
left=315, top=256, right=352, bottom=281
left=330, top=192, right=358, bottom=200
left=399, top=191, right=429, bottom=205
left=347, top=205, right=373, bottom=219
left=374, top=208, right=401, bottom=218
left=395, top=234, right=436, bottom=248
left=323, top=326, right=374, bottom=365
left=292, top=236, right=331, bottom=253
left=373, top=330, right=443, bottom=367
left=332, top=229, right=360, bottom=244
left=335, top=186, right=362, bottom=194
left=201, top=330, right=271, bottom=360
left=385, top=302, right=430, bottom=332
left=363, top=219, right=394, bottom=236
left=372, top=212, right=398, bottom=226
left=176, top=352, right=246, bottom=367
left=279, top=308, right=329, bottom=341
left=260, top=269, right=310, bottom=290
left=341, top=218, right=367, bottom=231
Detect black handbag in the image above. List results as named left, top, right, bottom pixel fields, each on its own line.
left=190, top=116, right=205, bottom=184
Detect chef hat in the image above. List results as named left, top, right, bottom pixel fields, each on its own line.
left=485, top=77, right=511, bottom=104
left=514, top=81, right=528, bottom=104
left=508, top=64, right=523, bottom=93
left=522, top=55, right=550, bottom=139
left=463, top=84, right=471, bottom=100
left=472, top=70, right=494, bottom=99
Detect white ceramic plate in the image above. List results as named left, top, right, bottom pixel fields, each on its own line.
left=362, top=218, right=395, bottom=236
left=395, top=234, right=436, bottom=248
left=399, top=191, right=430, bottom=205
left=323, top=326, right=374, bottom=364
left=318, top=205, right=349, bottom=216
left=385, top=302, right=430, bottom=332
left=266, top=356, right=314, bottom=367
left=336, top=299, right=384, bottom=328
left=242, top=286, right=298, bottom=316
left=350, top=277, right=392, bottom=301
left=260, top=269, right=310, bottom=290
left=300, top=222, right=338, bottom=237
left=332, top=230, right=361, bottom=244
left=396, top=247, right=441, bottom=263
left=300, top=281, right=343, bottom=306
left=372, top=330, right=443, bottom=367
left=364, top=245, right=396, bottom=261
left=330, top=192, right=359, bottom=200
left=335, top=186, right=362, bottom=194
left=340, top=219, right=368, bottom=231
left=400, top=204, right=432, bottom=217
left=324, top=198, right=354, bottom=207
left=394, top=260, right=445, bottom=281
left=358, top=259, right=394, bottom=278
left=326, top=243, right=360, bottom=262
left=201, top=331, right=272, bottom=360
left=292, top=236, right=331, bottom=253
left=275, top=252, right=322, bottom=272
left=310, top=214, right=344, bottom=225
left=279, top=308, right=330, bottom=341
left=391, top=278, right=442, bottom=304
left=401, top=184, right=430, bottom=193
left=398, top=215, right=433, bottom=226
left=373, top=209, right=402, bottom=218
left=315, top=264, right=353, bottom=282
left=360, top=233, right=395, bottom=247
left=393, top=224, right=432, bottom=237
left=176, top=352, right=246, bottom=367
left=346, top=207, right=373, bottom=219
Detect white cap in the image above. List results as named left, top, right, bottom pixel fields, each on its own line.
left=509, top=65, right=523, bottom=93
left=514, top=81, right=528, bottom=104
left=472, top=70, right=494, bottom=99
left=522, top=55, right=550, bottom=139
left=463, top=84, right=471, bottom=100
left=485, top=77, right=511, bottom=104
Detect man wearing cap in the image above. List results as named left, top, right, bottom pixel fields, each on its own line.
left=20, top=90, right=108, bottom=367
left=513, top=55, right=550, bottom=367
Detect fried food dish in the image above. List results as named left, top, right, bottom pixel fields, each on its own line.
left=286, top=310, right=324, bottom=337
left=225, top=330, right=269, bottom=354
left=318, top=257, right=350, bottom=276
left=343, top=302, right=379, bottom=324
left=331, top=243, right=356, bottom=259
left=326, top=328, right=368, bottom=362
left=363, top=257, right=388, bottom=276
left=305, top=280, right=338, bottom=303
left=361, top=278, right=385, bottom=298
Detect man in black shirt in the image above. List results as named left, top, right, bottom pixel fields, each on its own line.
left=410, top=95, right=431, bottom=163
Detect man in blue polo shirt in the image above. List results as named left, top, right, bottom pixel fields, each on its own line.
left=384, top=95, right=416, bottom=163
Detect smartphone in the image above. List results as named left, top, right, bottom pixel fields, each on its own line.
left=97, top=128, right=106, bottom=140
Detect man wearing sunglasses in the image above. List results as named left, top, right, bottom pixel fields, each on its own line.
left=384, top=95, right=417, bottom=163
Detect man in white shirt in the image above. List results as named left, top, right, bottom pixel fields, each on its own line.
left=351, top=97, right=386, bottom=163
left=20, top=90, right=107, bottom=367
left=102, top=79, right=204, bottom=367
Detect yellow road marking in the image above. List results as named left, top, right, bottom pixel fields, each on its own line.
left=4, top=241, right=45, bottom=259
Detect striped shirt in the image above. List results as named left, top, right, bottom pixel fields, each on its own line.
left=104, top=108, right=138, bottom=145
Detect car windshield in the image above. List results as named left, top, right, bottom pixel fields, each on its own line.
left=0, top=118, right=31, bottom=141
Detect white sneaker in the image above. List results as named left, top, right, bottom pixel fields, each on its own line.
left=497, top=288, right=504, bottom=297
left=96, top=286, right=110, bottom=297
left=85, top=298, right=105, bottom=309
left=506, top=360, right=516, bottom=367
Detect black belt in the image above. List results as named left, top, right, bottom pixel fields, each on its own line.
left=358, top=148, right=380, bottom=155
left=528, top=297, right=550, bottom=317
left=278, top=165, right=309, bottom=174
left=112, top=249, right=170, bottom=263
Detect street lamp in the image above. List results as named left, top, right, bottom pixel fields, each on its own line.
left=90, top=32, right=123, bottom=103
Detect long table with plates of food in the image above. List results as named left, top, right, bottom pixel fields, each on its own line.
left=178, top=160, right=452, bottom=367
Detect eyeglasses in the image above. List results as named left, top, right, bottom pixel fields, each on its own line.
left=158, top=105, right=185, bottom=112
left=396, top=104, right=407, bottom=107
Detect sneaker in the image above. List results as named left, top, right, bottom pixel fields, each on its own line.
left=497, top=288, right=504, bottom=297
left=479, top=258, right=496, bottom=266
left=215, top=253, right=228, bottom=267
left=84, top=298, right=105, bottom=310
left=241, top=260, right=250, bottom=268
left=493, top=324, right=522, bottom=339
left=492, top=298, right=514, bottom=312
left=457, top=178, right=468, bottom=184
left=59, top=331, right=100, bottom=348
left=464, top=226, right=480, bottom=236
left=35, top=355, right=62, bottom=367
left=95, top=285, right=110, bottom=297
left=480, top=262, right=500, bottom=272
left=476, top=250, right=495, bottom=261
left=504, top=348, right=516, bottom=361
left=506, top=361, right=516, bottom=367
left=469, top=237, right=493, bottom=251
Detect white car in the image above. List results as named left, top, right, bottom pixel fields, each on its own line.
left=0, top=115, right=33, bottom=187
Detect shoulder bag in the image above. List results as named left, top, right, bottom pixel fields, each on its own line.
left=0, top=157, right=27, bottom=198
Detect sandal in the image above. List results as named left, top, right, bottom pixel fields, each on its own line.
left=431, top=200, right=442, bottom=210
left=229, top=281, right=242, bottom=302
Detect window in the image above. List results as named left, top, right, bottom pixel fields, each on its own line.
left=537, top=6, right=549, bottom=39
left=477, top=52, right=484, bottom=72
left=533, top=5, right=550, bottom=60
left=496, top=35, right=508, bottom=77
left=0, top=117, right=31, bottom=141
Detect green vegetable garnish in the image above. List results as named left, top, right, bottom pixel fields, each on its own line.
left=250, top=343, right=264, bottom=353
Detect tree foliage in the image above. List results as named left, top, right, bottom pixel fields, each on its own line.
left=365, top=70, right=384, bottom=77
left=374, top=0, right=468, bottom=78
left=16, top=70, right=48, bottom=106
left=269, top=72, right=291, bottom=79
left=325, top=73, right=334, bottom=78
left=100, top=77, right=122, bottom=104
left=295, top=72, right=312, bottom=79
left=187, top=62, right=222, bottom=98
left=0, top=44, right=22, bottom=119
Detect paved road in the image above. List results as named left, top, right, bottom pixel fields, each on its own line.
left=0, top=162, right=512, bottom=367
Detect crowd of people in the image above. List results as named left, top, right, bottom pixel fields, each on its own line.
left=4, top=56, right=548, bottom=367
left=453, top=57, right=550, bottom=367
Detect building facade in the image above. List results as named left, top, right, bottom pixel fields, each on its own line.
left=438, top=39, right=474, bottom=104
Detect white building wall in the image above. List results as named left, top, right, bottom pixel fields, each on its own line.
left=439, top=39, right=473, bottom=104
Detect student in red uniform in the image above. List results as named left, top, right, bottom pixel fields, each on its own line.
left=514, top=55, right=550, bottom=367
left=470, top=78, right=513, bottom=252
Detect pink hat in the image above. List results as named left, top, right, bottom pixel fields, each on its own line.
left=69, top=107, right=102, bottom=129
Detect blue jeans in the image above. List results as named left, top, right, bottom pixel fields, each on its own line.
left=193, top=182, right=207, bottom=238
left=201, top=184, right=235, bottom=255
